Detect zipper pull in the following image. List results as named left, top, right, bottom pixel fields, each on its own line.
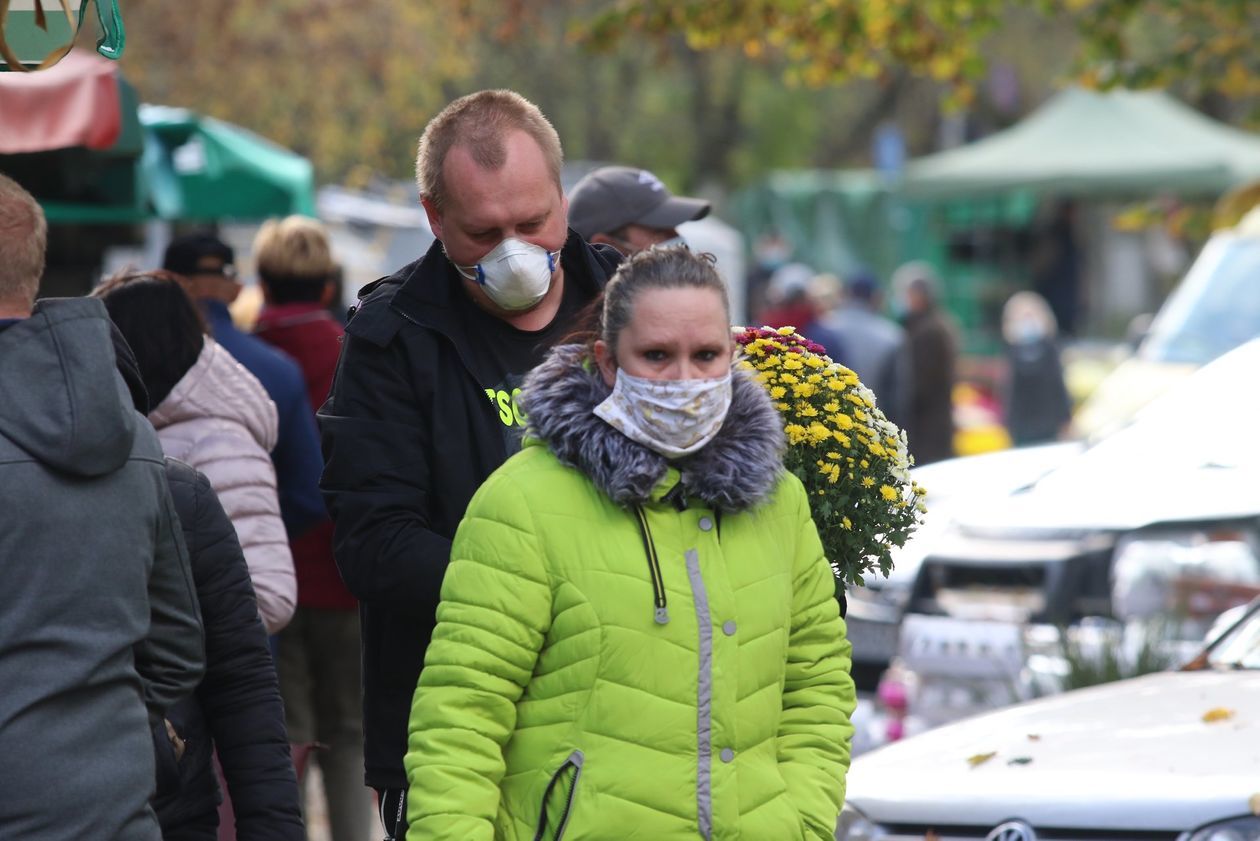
left=655, top=606, right=670, bottom=625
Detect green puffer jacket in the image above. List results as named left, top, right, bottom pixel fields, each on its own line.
left=405, top=346, right=855, bottom=841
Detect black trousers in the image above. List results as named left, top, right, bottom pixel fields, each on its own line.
left=376, top=787, right=408, bottom=841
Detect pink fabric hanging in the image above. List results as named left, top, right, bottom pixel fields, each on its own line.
left=0, top=47, right=121, bottom=153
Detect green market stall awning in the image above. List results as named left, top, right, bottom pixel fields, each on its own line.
left=905, top=88, right=1260, bottom=199
left=140, top=104, right=315, bottom=220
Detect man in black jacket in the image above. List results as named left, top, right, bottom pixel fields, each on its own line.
left=318, top=89, right=620, bottom=839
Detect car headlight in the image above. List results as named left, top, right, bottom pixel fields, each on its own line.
left=835, top=804, right=887, bottom=840
left=1186, top=816, right=1260, bottom=841
left=1111, top=526, right=1260, bottom=622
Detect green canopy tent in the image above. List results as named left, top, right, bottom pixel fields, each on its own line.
left=904, top=87, right=1260, bottom=198
left=140, top=104, right=316, bottom=220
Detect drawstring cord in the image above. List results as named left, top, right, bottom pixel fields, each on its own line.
left=633, top=505, right=669, bottom=625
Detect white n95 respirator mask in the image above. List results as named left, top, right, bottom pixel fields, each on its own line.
left=453, top=238, right=560, bottom=311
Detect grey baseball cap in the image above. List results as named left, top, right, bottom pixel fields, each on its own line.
left=568, top=166, right=710, bottom=240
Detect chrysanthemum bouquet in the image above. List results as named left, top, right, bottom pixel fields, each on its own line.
left=735, top=326, right=926, bottom=588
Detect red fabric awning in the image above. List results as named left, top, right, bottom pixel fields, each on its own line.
left=0, top=48, right=121, bottom=154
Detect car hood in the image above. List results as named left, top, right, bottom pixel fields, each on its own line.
left=949, top=420, right=1260, bottom=534
left=953, top=451, right=1260, bottom=533
left=848, top=670, right=1260, bottom=830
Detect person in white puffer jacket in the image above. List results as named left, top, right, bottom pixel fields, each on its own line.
left=97, top=270, right=297, bottom=633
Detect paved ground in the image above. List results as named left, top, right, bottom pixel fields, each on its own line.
left=302, top=764, right=378, bottom=841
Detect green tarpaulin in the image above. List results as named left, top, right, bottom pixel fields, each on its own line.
left=905, top=88, right=1260, bottom=198
left=140, top=104, right=315, bottom=220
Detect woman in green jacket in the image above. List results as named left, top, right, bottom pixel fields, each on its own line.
left=405, top=247, right=856, bottom=840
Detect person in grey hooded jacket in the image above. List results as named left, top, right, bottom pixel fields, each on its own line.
left=0, top=173, right=205, bottom=840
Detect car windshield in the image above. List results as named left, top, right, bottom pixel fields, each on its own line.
left=1206, top=603, right=1260, bottom=669
left=1141, top=235, right=1260, bottom=366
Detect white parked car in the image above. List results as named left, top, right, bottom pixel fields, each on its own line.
left=838, top=599, right=1260, bottom=840
left=847, top=334, right=1260, bottom=690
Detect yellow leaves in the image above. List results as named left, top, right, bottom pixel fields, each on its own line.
left=1202, top=707, right=1236, bottom=724
left=929, top=52, right=959, bottom=82
left=966, top=751, right=997, bottom=767
left=1220, top=60, right=1260, bottom=98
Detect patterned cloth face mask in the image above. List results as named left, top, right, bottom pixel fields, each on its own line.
left=594, top=368, right=733, bottom=459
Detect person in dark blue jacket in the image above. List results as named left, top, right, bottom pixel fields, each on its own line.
left=164, top=234, right=326, bottom=539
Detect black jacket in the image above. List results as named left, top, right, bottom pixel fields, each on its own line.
left=1004, top=337, right=1071, bottom=446
left=318, top=233, right=620, bottom=788
left=155, top=459, right=303, bottom=840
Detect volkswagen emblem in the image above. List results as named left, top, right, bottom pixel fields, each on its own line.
left=985, top=821, right=1037, bottom=841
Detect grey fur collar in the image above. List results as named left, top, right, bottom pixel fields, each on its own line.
left=520, top=344, right=785, bottom=511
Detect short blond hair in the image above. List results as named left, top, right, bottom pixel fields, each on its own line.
left=252, top=216, right=335, bottom=282
left=0, top=173, right=47, bottom=310
left=416, top=89, right=563, bottom=213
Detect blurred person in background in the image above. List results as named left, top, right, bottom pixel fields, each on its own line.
left=0, top=173, right=204, bottom=841
left=97, top=272, right=297, bottom=634
left=318, top=89, right=622, bottom=840
left=112, top=332, right=302, bottom=841
left=812, top=270, right=910, bottom=427
left=164, top=234, right=328, bottom=543
left=1000, top=290, right=1072, bottom=446
left=892, top=261, right=958, bottom=465
left=404, top=246, right=855, bottom=840
left=253, top=216, right=374, bottom=841
left=744, top=229, right=792, bottom=324
left=757, top=261, right=821, bottom=339
left=567, top=165, right=710, bottom=256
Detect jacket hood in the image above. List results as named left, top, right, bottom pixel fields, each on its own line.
left=520, top=344, right=785, bottom=511
left=149, top=338, right=278, bottom=451
left=0, top=298, right=137, bottom=477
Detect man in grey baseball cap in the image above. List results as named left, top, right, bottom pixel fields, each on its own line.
left=568, top=165, right=710, bottom=256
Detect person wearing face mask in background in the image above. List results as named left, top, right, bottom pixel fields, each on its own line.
left=567, top=165, right=710, bottom=256
left=1000, top=290, right=1072, bottom=446
left=403, top=246, right=856, bottom=841
left=317, top=89, right=622, bottom=841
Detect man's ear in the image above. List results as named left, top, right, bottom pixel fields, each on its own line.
left=421, top=196, right=443, bottom=241
left=593, top=339, right=617, bottom=388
